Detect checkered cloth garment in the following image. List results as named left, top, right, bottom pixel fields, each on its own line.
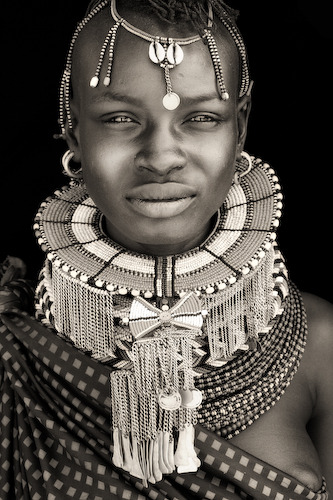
left=0, top=275, right=329, bottom=499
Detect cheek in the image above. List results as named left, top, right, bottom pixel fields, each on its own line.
left=79, top=129, right=129, bottom=194
left=194, top=135, right=237, bottom=201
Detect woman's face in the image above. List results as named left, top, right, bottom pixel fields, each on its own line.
left=69, top=16, right=249, bottom=256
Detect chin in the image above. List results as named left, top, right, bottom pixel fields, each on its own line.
left=130, top=218, right=209, bottom=255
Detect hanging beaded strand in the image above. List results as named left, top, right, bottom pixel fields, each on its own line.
left=89, top=20, right=122, bottom=88
left=204, top=29, right=229, bottom=100
left=59, top=0, right=109, bottom=135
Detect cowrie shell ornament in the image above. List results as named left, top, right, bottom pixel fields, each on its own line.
left=166, top=43, right=184, bottom=65
left=149, top=41, right=166, bottom=64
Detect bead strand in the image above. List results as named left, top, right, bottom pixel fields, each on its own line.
left=196, top=283, right=307, bottom=439
left=204, top=30, right=229, bottom=100
left=59, top=0, right=109, bottom=134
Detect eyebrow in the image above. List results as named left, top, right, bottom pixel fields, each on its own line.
left=91, top=91, right=142, bottom=106
left=91, top=90, right=225, bottom=107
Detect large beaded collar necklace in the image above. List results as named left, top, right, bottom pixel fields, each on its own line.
left=34, top=158, right=307, bottom=485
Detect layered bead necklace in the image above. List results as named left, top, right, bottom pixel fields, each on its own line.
left=34, top=158, right=307, bottom=484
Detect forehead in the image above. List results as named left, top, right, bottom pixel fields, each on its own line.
left=71, top=7, right=240, bottom=106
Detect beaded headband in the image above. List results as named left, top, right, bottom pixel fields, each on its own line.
left=59, top=0, right=250, bottom=133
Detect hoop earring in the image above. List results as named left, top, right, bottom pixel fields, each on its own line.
left=234, top=151, right=252, bottom=185
left=62, top=150, right=82, bottom=179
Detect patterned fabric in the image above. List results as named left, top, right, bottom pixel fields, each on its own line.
left=0, top=307, right=328, bottom=500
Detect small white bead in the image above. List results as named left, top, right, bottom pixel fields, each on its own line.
left=90, top=76, right=99, bottom=88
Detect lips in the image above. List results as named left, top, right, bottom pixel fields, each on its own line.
left=126, top=183, right=196, bottom=201
left=126, top=183, right=196, bottom=218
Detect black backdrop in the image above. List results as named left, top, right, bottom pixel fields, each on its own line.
left=1, top=0, right=332, bottom=302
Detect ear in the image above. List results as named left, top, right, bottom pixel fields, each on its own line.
left=64, top=102, right=81, bottom=163
left=236, top=93, right=252, bottom=159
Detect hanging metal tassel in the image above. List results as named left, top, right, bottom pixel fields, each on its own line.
left=52, top=266, right=115, bottom=360
left=110, top=332, right=202, bottom=484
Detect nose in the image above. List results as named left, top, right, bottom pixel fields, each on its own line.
left=134, top=122, right=186, bottom=177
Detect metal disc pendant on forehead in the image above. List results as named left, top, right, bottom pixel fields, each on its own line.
left=166, top=43, right=184, bottom=65
left=163, top=92, right=180, bottom=110
left=149, top=41, right=166, bottom=64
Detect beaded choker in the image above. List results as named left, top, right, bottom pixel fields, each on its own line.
left=33, top=158, right=307, bottom=485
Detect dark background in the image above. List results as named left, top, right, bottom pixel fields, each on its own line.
left=1, top=1, right=332, bottom=302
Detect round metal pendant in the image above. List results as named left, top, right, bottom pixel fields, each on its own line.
left=166, top=43, right=184, bottom=65
left=149, top=41, right=166, bottom=64
left=158, top=389, right=181, bottom=411
left=162, top=92, right=180, bottom=110
left=180, top=388, right=203, bottom=409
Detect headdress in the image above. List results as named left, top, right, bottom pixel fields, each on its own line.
left=32, top=157, right=308, bottom=486
left=58, top=0, right=251, bottom=134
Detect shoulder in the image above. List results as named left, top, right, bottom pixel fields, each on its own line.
left=300, top=292, right=333, bottom=488
left=300, top=291, right=333, bottom=413
left=301, top=291, right=333, bottom=351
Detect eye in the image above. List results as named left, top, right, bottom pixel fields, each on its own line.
left=103, top=115, right=134, bottom=124
left=186, top=114, right=223, bottom=127
left=100, top=114, right=140, bottom=128
left=190, top=115, right=216, bottom=122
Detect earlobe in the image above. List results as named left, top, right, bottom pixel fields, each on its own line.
left=236, top=93, right=252, bottom=158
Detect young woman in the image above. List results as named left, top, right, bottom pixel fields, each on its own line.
left=1, top=1, right=332, bottom=498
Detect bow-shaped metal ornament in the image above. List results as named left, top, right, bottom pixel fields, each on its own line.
left=129, top=292, right=204, bottom=339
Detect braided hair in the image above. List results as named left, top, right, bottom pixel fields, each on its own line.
left=86, top=0, right=239, bottom=30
